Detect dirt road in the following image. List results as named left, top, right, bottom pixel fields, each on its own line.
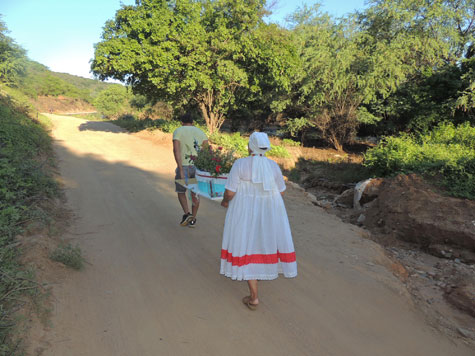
left=30, top=114, right=473, bottom=355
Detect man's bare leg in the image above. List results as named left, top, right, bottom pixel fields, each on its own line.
left=177, top=192, right=189, bottom=214
left=191, top=192, right=200, bottom=217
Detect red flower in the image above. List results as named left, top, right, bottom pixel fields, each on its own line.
left=218, top=147, right=223, bottom=150
left=211, top=157, right=217, bottom=161
left=190, top=155, right=196, bottom=161
left=217, top=158, right=221, bottom=162
left=215, top=165, right=222, bottom=173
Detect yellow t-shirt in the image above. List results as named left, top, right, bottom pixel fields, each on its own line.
left=172, top=126, right=208, bottom=165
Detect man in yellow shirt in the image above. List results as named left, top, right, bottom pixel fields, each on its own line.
left=173, top=113, right=208, bottom=227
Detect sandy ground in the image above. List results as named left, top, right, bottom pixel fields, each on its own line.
left=28, top=114, right=474, bottom=356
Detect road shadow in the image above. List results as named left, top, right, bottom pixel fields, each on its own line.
left=78, top=121, right=125, bottom=133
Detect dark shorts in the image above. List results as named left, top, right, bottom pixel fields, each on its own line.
left=175, top=165, right=196, bottom=193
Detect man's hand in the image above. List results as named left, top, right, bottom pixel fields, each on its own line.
left=221, top=200, right=229, bottom=208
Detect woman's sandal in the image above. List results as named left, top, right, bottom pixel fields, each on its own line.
left=242, top=296, right=258, bottom=311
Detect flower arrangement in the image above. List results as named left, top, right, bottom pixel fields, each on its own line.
left=188, top=143, right=236, bottom=178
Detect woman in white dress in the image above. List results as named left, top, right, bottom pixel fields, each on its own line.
left=220, top=132, right=297, bottom=310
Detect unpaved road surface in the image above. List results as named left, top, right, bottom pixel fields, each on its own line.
left=30, top=114, right=473, bottom=355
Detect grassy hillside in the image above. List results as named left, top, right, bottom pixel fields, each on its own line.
left=0, top=19, right=91, bottom=354
left=0, top=85, right=59, bottom=354
left=19, top=60, right=114, bottom=104
left=52, top=71, right=112, bottom=99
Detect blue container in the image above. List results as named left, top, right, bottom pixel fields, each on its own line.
left=196, top=169, right=228, bottom=198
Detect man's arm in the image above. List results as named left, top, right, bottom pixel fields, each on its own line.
left=173, top=139, right=184, bottom=178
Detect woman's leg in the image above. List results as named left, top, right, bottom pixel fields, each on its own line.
left=247, top=280, right=259, bottom=305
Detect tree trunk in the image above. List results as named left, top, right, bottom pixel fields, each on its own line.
left=198, top=91, right=225, bottom=134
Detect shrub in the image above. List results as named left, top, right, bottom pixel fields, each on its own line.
left=209, top=132, right=248, bottom=156
left=209, top=132, right=291, bottom=158
left=154, top=119, right=181, bottom=133
left=268, top=145, right=291, bottom=158
left=282, top=138, right=300, bottom=147
left=364, top=122, right=475, bottom=199
left=50, top=243, right=85, bottom=270
left=0, top=90, right=58, bottom=354
left=93, top=85, right=131, bottom=118
left=0, top=101, right=57, bottom=239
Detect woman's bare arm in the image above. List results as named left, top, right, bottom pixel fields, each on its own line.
left=221, top=189, right=236, bottom=208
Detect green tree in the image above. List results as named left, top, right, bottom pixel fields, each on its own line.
left=288, top=6, right=402, bottom=150
left=359, top=0, right=475, bottom=134
left=93, top=85, right=131, bottom=118
left=455, top=58, right=475, bottom=117
left=0, top=17, right=26, bottom=86
left=91, top=0, right=296, bottom=133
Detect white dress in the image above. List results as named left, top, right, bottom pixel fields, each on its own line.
left=220, top=156, right=297, bottom=280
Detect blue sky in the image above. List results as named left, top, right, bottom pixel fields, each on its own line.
left=0, top=0, right=367, bottom=79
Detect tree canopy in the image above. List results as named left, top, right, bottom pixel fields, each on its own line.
left=0, top=18, right=26, bottom=86
left=93, top=85, right=132, bottom=118
left=282, top=0, right=475, bottom=149
left=91, top=0, right=297, bottom=133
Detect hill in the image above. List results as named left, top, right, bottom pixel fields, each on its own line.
left=19, top=60, right=116, bottom=106
left=51, top=70, right=113, bottom=98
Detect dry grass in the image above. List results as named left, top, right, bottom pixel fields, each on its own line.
left=271, top=139, right=370, bottom=187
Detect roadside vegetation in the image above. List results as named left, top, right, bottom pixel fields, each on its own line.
left=50, top=243, right=85, bottom=270
left=0, top=89, right=58, bottom=354
left=365, top=123, right=475, bottom=199
left=0, top=18, right=88, bottom=354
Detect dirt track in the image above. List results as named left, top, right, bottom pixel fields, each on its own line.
left=30, top=114, right=473, bottom=355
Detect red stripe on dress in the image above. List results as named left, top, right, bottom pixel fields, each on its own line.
left=221, top=249, right=296, bottom=266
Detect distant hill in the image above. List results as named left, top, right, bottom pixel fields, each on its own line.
left=1, top=18, right=120, bottom=114
left=51, top=71, right=114, bottom=99
left=19, top=60, right=119, bottom=105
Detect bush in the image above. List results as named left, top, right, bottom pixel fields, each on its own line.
left=50, top=243, right=85, bottom=270
left=364, top=122, right=475, bottom=199
left=282, top=138, right=300, bottom=147
left=268, top=145, right=291, bottom=158
left=155, top=119, right=181, bottom=133
left=0, top=90, right=58, bottom=354
left=209, top=132, right=248, bottom=156
left=0, top=100, right=57, bottom=239
left=209, top=132, right=291, bottom=158
left=93, top=85, right=131, bottom=118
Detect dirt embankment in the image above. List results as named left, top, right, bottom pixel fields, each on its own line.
left=300, top=173, right=475, bottom=341
left=361, top=175, right=475, bottom=259
left=34, top=95, right=96, bottom=114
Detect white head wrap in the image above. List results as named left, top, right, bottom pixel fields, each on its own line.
left=248, top=132, right=276, bottom=192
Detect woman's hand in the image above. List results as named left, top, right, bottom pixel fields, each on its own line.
left=221, top=189, right=235, bottom=208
